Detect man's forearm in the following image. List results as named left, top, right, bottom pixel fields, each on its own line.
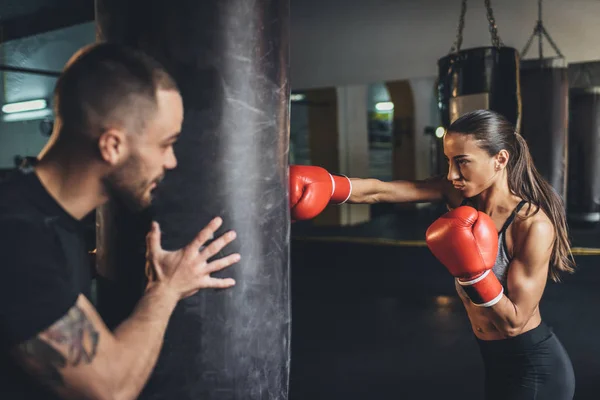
left=110, top=284, right=179, bottom=400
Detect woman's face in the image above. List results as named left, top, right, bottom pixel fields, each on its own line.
left=443, top=132, right=503, bottom=198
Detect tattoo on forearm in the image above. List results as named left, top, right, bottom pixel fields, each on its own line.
left=46, top=306, right=99, bottom=365
left=16, top=305, right=100, bottom=388
left=18, top=339, right=67, bottom=386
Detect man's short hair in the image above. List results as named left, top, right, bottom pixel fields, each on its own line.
left=53, top=42, right=179, bottom=141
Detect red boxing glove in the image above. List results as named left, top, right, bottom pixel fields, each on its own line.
left=289, top=165, right=352, bottom=221
left=425, top=206, right=504, bottom=307
left=330, top=174, right=352, bottom=204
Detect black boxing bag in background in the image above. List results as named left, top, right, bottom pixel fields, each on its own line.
left=520, top=58, right=569, bottom=200
left=519, top=0, right=570, bottom=201
left=437, top=0, right=521, bottom=129
left=95, top=0, right=291, bottom=399
left=567, top=87, right=600, bottom=225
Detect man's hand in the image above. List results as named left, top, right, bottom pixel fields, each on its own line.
left=145, top=217, right=241, bottom=299
left=8, top=217, right=242, bottom=400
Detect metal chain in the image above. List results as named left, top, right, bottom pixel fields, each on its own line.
left=449, top=0, right=504, bottom=54
left=521, top=29, right=536, bottom=58
left=484, top=0, right=504, bottom=48
left=520, top=0, right=564, bottom=59
left=537, top=0, right=564, bottom=58
left=450, top=0, right=468, bottom=53
left=538, top=0, right=543, bottom=57
left=542, top=25, right=564, bottom=58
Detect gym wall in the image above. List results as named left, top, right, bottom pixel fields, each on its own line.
left=2, top=0, right=600, bottom=173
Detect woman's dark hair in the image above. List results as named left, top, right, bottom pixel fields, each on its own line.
left=448, top=109, right=574, bottom=282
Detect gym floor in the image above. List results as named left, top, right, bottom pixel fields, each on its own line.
left=289, top=206, right=600, bottom=399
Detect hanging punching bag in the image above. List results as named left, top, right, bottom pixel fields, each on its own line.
left=95, top=1, right=291, bottom=400
left=520, top=58, right=569, bottom=200
left=567, top=87, right=600, bottom=225
left=438, top=0, right=521, bottom=128
left=519, top=0, right=570, bottom=201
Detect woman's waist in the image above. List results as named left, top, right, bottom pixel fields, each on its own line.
left=475, top=320, right=553, bottom=354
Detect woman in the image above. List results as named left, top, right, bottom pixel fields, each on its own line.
left=290, top=109, right=576, bottom=399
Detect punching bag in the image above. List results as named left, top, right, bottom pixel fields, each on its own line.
left=567, top=87, right=600, bottom=224
left=518, top=0, right=570, bottom=200
left=438, top=0, right=521, bottom=128
left=95, top=1, right=291, bottom=400
left=520, top=58, right=569, bottom=200
left=438, top=47, right=521, bottom=128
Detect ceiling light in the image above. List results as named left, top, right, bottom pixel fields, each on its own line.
left=375, top=102, right=394, bottom=111
left=2, top=99, right=48, bottom=114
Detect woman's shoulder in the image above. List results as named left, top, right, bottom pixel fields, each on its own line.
left=518, top=202, right=551, bottom=222
left=512, top=202, right=555, bottom=246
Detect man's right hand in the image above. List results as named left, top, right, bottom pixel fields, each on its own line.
left=9, top=216, right=240, bottom=400
left=145, top=217, right=240, bottom=300
left=289, top=165, right=352, bottom=221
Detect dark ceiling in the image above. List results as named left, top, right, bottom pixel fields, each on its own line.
left=0, top=0, right=454, bottom=45
left=0, top=0, right=371, bottom=44
left=0, top=0, right=94, bottom=43
left=0, top=0, right=60, bottom=20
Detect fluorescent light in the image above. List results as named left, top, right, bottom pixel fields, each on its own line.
left=375, top=101, right=394, bottom=111
left=291, top=94, right=306, bottom=102
left=435, top=127, right=446, bottom=138
left=2, top=99, right=48, bottom=114
left=2, top=109, right=53, bottom=122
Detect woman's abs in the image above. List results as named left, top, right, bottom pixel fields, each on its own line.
left=457, top=286, right=542, bottom=341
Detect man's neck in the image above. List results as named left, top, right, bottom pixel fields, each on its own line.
left=34, top=151, right=107, bottom=220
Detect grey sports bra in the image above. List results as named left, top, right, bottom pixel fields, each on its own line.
left=460, top=199, right=527, bottom=292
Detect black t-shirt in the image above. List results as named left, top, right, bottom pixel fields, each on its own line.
left=0, top=169, right=93, bottom=399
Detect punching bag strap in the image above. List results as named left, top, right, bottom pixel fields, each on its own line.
left=484, top=0, right=504, bottom=48
left=449, top=0, right=467, bottom=54
left=521, top=0, right=564, bottom=59
left=449, top=0, right=505, bottom=54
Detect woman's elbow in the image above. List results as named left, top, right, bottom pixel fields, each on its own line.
left=498, top=321, right=528, bottom=338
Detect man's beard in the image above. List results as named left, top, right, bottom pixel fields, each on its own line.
left=102, top=156, right=163, bottom=212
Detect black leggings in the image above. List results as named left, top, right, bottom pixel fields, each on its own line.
left=477, top=322, right=575, bottom=400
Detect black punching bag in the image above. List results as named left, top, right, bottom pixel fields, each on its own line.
left=438, top=0, right=520, bottom=129
left=438, top=47, right=522, bottom=129
left=567, top=87, right=600, bottom=225
left=520, top=58, right=569, bottom=200
left=95, top=1, right=291, bottom=400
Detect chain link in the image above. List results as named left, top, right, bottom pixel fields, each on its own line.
left=542, top=25, right=564, bottom=58
left=538, top=0, right=543, bottom=58
left=484, top=0, right=504, bottom=48
left=450, top=0, right=504, bottom=54
left=520, top=0, right=564, bottom=59
left=450, top=0, right=468, bottom=53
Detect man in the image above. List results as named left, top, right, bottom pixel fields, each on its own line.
left=0, top=43, right=241, bottom=400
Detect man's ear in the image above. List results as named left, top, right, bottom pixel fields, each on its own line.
left=98, top=129, right=128, bottom=166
